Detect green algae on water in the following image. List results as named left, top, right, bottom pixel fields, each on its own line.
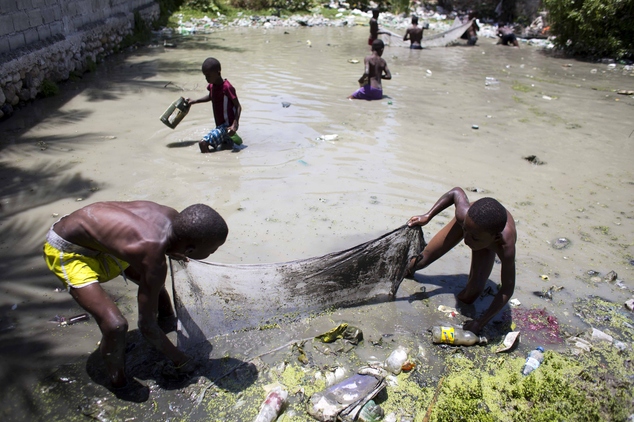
left=430, top=347, right=633, bottom=422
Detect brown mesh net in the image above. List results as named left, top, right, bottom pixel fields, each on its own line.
left=171, top=225, right=425, bottom=350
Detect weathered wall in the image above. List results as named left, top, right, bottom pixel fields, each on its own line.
left=0, top=0, right=160, bottom=118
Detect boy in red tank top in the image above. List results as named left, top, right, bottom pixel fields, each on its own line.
left=187, top=57, right=242, bottom=153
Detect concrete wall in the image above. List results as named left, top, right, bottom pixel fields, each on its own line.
left=0, top=0, right=160, bottom=118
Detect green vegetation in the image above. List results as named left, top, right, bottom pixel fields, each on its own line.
left=182, top=0, right=223, bottom=14
left=390, top=0, right=411, bottom=15
left=86, top=57, right=97, bottom=73
left=543, top=0, right=634, bottom=59
left=40, top=79, right=59, bottom=97
left=432, top=344, right=633, bottom=422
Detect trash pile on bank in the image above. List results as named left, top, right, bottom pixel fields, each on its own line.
left=164, top=4, right=556, bottom=49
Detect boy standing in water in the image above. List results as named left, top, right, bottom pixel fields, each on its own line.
left=187, top=57, right=243, bottom=153
left=348, top=39, right=392, bottom=101
left=403, top=15, right=424, bottom=49
left=405, top=187, right=517, bottom=334
left=369, top=8, right=390, bottom=47
left=461, top=12, right=480, bottom=46
left=43, top=201, right=228, bottom=389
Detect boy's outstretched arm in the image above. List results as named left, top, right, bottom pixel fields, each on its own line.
left=408, top=187, right=470, bottom=227
left=464, top=244, right=516, bottom=334
left=403, top=29, right=410, bottom=42
left=185, top=94, right=211, bottom=106
left=228, top=97, right=241, bottom=135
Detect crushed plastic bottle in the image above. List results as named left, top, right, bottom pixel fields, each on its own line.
left=522, top=347, right=544, bottom=375
left=384, top=346, right=408, bottom=375
left=254, top=386, right=288, bottom=422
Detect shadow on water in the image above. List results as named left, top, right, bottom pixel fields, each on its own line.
left=0, top=297, right=80, bottom=420
left=0, top=37, right=260, bottom=416
left=0, top=46, right=204, bottom=418
left=0, top=218, right=82, bottom=420
left=2, top=326, right=256, bottom=419
left=166, top=140, right=199, bottom=148
left=163, top=36, right=246, bottom=53
left=0, top=161, right=97, bottom=219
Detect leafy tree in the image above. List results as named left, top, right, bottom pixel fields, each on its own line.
left=543, top=0, right=634, bottom=59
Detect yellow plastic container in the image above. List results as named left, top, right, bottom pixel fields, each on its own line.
left=160, top=97, right=190, bottom=129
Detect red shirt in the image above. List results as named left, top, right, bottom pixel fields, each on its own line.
left=208, top=79, right=238, bottom=127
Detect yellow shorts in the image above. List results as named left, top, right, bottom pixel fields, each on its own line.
left=43, top=242, right=130, bottom=290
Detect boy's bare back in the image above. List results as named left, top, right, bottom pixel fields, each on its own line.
left=405, top=25, right=423, bottom=44
left=53, top=201, right=177, bottom=263
left=365, top=55, right=388, bottom=89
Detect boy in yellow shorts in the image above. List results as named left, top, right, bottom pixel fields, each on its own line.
left=43, top=201, right=228, bottom=389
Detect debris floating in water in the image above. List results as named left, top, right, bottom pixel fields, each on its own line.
left=523, top=155, right=546, bottom=165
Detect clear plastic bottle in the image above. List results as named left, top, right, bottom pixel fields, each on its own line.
left=431, top=326, right=487, bottom=346
left=522, top=347, right=545, bottom=375
left=254, top=386, right=288, bottom=422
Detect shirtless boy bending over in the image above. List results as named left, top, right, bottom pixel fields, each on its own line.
left=43, top=201, right=228, bottom=388
left=406, top=187, right=516, bottom=334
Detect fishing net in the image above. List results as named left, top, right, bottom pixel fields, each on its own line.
left=421, top=19, right=474, bottom=48
left=171, top=226, right=425, bottom=351
left=381, top=19, right=475, bottom=48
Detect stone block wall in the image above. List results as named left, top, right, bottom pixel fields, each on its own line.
left=0, top=0, right=160, bottom=118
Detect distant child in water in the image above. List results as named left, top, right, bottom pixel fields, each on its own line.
left=403, top=15, right=424, bottom=49
left=348, top=39, right=391, bottom=101
left=368, top=8, right=391, bottom=47
left=187, top=57, right=242, bottom=153
left=497, top=24, right=520, bottom=47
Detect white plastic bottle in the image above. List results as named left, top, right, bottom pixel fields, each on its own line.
left=384, top=346, right=408, bottom=375
left=254, top=386, right=288, bottom=422
left=522, top=347, right=545, bottom=375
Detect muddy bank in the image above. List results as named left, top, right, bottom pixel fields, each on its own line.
left=6, top=293, right=634, bottom=421
left=0, top=24, right=633, bottom=420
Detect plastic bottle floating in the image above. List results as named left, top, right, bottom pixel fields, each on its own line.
left=431, top=326, right=487, bottom=346
left=160, top=97, right=190, bottom=129
left=522, top=347, right=545, bottom=375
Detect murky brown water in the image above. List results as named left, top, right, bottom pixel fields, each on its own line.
left=1, top=25, right=633, bottom=420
